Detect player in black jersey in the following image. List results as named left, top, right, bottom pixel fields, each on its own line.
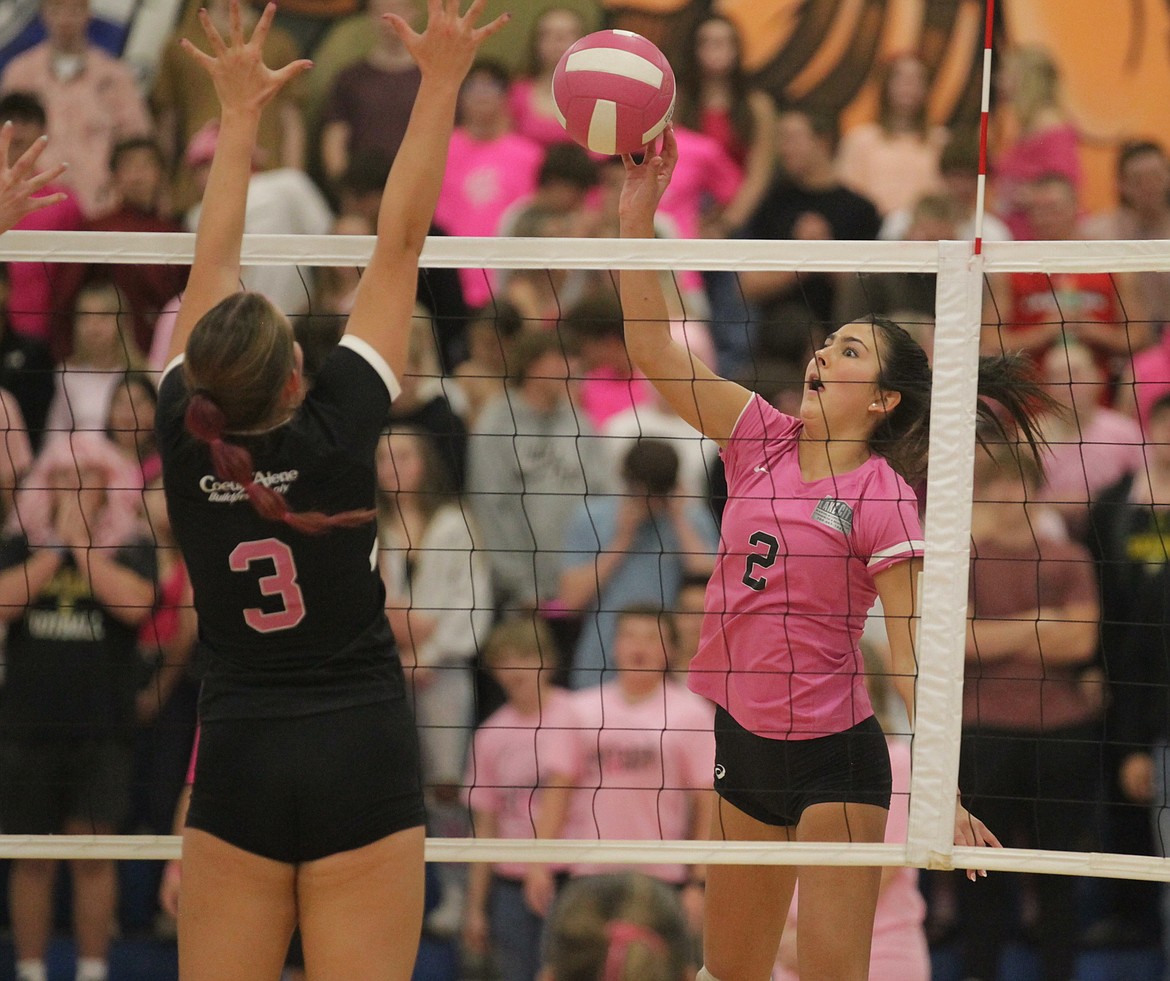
left=154, top=3, right=507, bottom=980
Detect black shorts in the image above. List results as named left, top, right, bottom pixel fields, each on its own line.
left=713, top=706, right=892, bottom=827
left=0, top=737, right=132, bottom=834
left=187, top=699, right=426, bottom=863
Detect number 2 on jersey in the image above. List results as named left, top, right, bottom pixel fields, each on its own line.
left=229, top=538, right=306, bottom=633
left=742, top=531, right=780, bottom=591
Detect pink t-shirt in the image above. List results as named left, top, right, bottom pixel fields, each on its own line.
left=508, top=78, right=572, bottom=149
left=563, top=680, right=714, bottom=884
left=1, top=44, right=153, bottom=218
left=659, top=125, right=742, bottom=241
left=992, top=122, right=1081, bottom=240
left=6, top=184, right=85, bottom=344
left=434, top=128, right=544, bottom=307
left=774, top=738, right=929, bottom=981
left=579, top=365, right=655, bottom=430
left=1132, top=329, right=1170, bottom=434
left=1039, top=408, right=1145, bottom=508
left=464, top=687, right=583, bottom=880
left=689, top=396, right=924, bottom=739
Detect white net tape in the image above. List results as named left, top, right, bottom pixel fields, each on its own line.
left=2, top=232, right=1167, bottom=879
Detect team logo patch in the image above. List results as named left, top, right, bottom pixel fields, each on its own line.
left=812, top=497, right=853, bottom=535
left=714, top=763, right=726, bottom=780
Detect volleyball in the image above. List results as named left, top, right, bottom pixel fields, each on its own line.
left=551, top=30, right=676, bottom=157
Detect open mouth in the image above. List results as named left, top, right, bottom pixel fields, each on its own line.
left=807, top=377, right=825, bottom=393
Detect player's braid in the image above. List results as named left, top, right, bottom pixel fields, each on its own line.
left=184, top=390, right=374, bottom=536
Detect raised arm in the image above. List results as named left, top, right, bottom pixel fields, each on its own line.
left=618, top=127, right=752, bottom=446
left=0, top=123, right=68, bottom=235
left=345, top=0, right=508, bottom=382
left=166, top=1, right=312, bottom=364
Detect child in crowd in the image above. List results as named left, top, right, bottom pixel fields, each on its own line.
left=563, top=605, right=714, bottom=940
left=464, top=617, right=580, bottom=981
left=45, top=280, right=144, bottom=443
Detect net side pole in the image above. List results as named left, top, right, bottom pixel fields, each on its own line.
left=906, top=240, right=984, bottom=870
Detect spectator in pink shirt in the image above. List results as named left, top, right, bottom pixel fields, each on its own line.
left=563, top=605, right=714, bottom=936
left=507, top=6, right=589, bottom=149
left=990, top=45, right=1081, bottom=240
left=434, top=59, right=543, bottom=308
left=463, top=618, right=581, bottom=981
left=561, top=293, right=654, bottom=430
left=1037, top=341, right=1145, bottom=541
left=0, top=0, right=152, bottom=218
left=0, top=91, right=83, bottom=358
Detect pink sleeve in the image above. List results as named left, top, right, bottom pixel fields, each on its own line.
left=854, top=470, right=924, bottom=574
left=185, top=727, right=200, bottom=785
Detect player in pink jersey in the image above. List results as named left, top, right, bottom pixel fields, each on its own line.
left=618, top=126, right=1056, bottom=981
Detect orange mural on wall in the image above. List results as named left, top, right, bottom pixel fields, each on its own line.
left=1000, top=0, right=1170, bottom=211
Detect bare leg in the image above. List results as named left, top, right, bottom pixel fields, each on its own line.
left=178, top=828, right=297, bottom=981
left=9, top=859, right=56, bottom=962
left=297, top=825, right=426, bottom=981
left=703, top=798, right=797, bottom=981
left=793, top=802, right=887, bottom=981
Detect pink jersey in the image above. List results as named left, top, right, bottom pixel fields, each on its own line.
left=464, top=687, right=583, bottom=880
left=562, top=680, right=714, bottom=884
left=434, top=129, right=544, bottom=307
left=579, top=365, right=655, bottom=430
left=689, top=396, right=924, bottom=739
left=508, top=78, right=573, bottom=149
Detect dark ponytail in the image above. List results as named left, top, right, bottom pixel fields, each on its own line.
left=870, top=317, right=1058, bottom=483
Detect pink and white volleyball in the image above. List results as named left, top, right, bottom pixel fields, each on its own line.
left=551, top=30, right=676, bottom=156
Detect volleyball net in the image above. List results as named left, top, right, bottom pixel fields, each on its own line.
left=0, top=230, right=1166, bottom=885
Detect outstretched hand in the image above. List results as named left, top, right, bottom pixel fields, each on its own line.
left=955, top=800, right=1001, bottom=882
left=181, top=0, right=311, bottom=117
left=0, top=124, right=67, bottom=236
left=384, top=0, right=510, bottom=84
left=619, top=125, right=678, bottom=234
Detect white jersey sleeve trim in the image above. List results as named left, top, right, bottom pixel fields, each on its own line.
left=867, top=540, right=926, bottom=568
left=161, top=354, right=185, bottom=380
left=729, top=392, right=758, bottom=437
left=338, top=334, right=402, bottom=402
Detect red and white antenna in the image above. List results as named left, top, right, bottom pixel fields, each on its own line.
left=974, top=0, right=996, bottom=255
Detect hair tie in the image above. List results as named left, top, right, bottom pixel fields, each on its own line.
left=191, top=386, right=217, bottom=404
left=602, top=921, right=667, bottom=981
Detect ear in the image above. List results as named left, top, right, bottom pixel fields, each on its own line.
left=869, top=389, right=901, bottom=416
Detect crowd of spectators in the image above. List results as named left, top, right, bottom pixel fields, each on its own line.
left=3, top=2, right=1170, bottom=980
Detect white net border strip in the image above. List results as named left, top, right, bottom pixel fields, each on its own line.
left=2, top=233, right=1169, bottom=878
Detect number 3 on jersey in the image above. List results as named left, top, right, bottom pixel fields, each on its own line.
left=229, top=538, right=306, bottom=633
left=742, top=531, right=779, bottom=591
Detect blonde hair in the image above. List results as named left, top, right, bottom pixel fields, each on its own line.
left=542, top=873, right=689, bottom=981
left=483, top=616, right=558, bottom=669
left=1007, top=45, right=1061, bottom=130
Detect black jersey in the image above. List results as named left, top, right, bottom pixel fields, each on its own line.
left=0, top=537, right=156, bottom=740
left=157, top=335, right=403, bottom=722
